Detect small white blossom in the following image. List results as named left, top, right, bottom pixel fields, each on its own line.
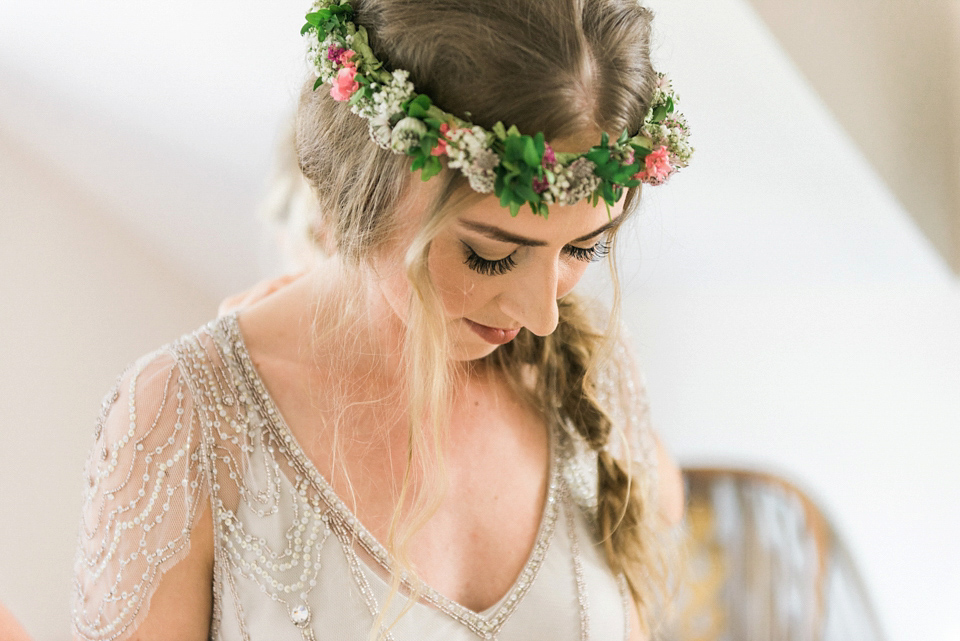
left=445, top=126, right=491, bottom=169
left=306, top=33, right=341, bottom=81
left=367, top=113, right=393, bottom=149
left=543, top=158, right=600, bottom=206
left=390, top=117, right=427, bottom=152
left=443, top=128, right=498, bottom=193
left=466, top=172, right=496, bottom=193
left=357, top=69, right=414, bottom=120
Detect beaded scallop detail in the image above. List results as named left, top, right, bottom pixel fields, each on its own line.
left=73, top=312, right=650, bottom=641
left=73, top=351, right=207, bottom=641
left=218, top=311, right=564, bottom=639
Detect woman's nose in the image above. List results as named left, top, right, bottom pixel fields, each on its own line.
left=500, top=260, right=560, bottom=337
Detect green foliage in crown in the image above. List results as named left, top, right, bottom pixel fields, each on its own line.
left=302, top=0, right=693, bottom=217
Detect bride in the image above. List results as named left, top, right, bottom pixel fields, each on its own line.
left=70, top=0, right=688, bottom=639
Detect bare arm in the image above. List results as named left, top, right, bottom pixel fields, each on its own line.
left=0, top=601, right=33, bottom=641
left=627, top=592, right=649, bottom=641
left=73, top=353, right=214, bottom=641
left=86, top=505, right=215, bottom=641
left=653, top=431, right=685, bottom=527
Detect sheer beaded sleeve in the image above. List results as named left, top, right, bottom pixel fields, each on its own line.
left=72, top=348, right=208, bottom=641
left=600, top=334, right=659, bottom=490
left=561, top=330, right=660, bottom=519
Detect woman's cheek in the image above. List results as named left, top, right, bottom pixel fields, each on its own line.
left=557, top=258, right=590, bottom=298
left=428, top=240, right=482, bottom=316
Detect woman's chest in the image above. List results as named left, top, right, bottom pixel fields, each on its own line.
left=253, top=359, right=552, bottom=613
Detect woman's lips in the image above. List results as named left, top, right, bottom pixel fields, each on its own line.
left=465, top=319, right=521, bottom=345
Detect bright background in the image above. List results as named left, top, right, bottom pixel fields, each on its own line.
left=1, top=1, right=958, bottom=640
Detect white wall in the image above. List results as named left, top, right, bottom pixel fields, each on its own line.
left=0, top=0, right=958, bottom=640
left=745, top=0, right=960, bottom=272
left=612, top=2, right=960, bottom=640
left=0, top=131, right=218, bottom=640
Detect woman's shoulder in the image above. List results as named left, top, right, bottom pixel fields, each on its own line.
left=73, top=319, right=225, bottom=641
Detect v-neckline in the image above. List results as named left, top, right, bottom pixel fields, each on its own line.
left=219, top=311, right=564, bottom=635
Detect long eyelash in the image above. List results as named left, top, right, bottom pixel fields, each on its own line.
left=565, top=240, right=611, bottom=263
left=463, top=245, right=517, bottom=275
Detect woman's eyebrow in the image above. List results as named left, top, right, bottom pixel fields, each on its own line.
left=459, top=215, right=623, bottom=246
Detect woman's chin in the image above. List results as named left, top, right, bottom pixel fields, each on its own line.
left=449, top=338, right=500, bottom=362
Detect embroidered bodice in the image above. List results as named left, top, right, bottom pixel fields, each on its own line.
left=72, top=312, right=657, bottom=641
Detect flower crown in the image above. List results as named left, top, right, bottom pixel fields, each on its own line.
left=302, top=1, right=693, bottom=217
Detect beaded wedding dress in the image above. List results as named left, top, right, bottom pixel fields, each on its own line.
left=72, top=311, right=657, bottom=641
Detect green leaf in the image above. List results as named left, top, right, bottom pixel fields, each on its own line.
left=509, top=201, right=522, bottom=217
left=347, top=88, right=367, bottom=107
left=499, top=186, right=512, bottom=208
left=601, top=182, right=615, bottom=203
left=492, top=122, right=508, bottom=140
left=411, top=155, right=426, bottom=171
left=585, top=149, right=610, bottom=165
left=652, top=105, right=668, bottom=122
left=420, top=156, right=442, bottom=180
left=406, top=94, right=432, bottom=118
left=305, top=11, right=326, bottom=26
left=300, top=23, right=313, bottom=36
left=617, top=129, right=630, bottom=144
left=534, top=132, right=545, bottom=158
left=419, top=135, right=438, bottom=154
left=515, top=182, right=538, bottom=202
left=522, top=137, right=540, bottom=168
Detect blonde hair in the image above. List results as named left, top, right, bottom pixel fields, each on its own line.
left=294, top=0, right=667, bottom=636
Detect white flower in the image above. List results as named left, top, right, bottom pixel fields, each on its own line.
left=466, top=172, right=496, bottom=193
left=390, top=117, right=427, bottom=152
left=368, top=117, right=393, bottom=150
left=445, top=126, right=492, bottom=171
left=362, top=69, right=414, bottom=120
left=553, top=158, right=600, bottom=205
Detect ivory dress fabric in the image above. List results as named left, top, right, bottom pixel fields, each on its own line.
left=72, top=311, right=657, bottom=641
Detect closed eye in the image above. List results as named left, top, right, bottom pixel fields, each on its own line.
left=462, top=239, right=611, bottom=276
left=462, top=243, right=517, bottom=275
left=563, top=240, right=610, bottom=263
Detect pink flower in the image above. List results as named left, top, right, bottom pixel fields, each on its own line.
left=432, top=122, right=454, bottom=157
left=327, top=46, right=356, bottom=68
left=542, top=143, right=556, bottom=168
left=532, top=176, right=549, bottom=194
left=330, top=66, right=359, bottom=101
left=633, top=145, right=674, bottom=185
